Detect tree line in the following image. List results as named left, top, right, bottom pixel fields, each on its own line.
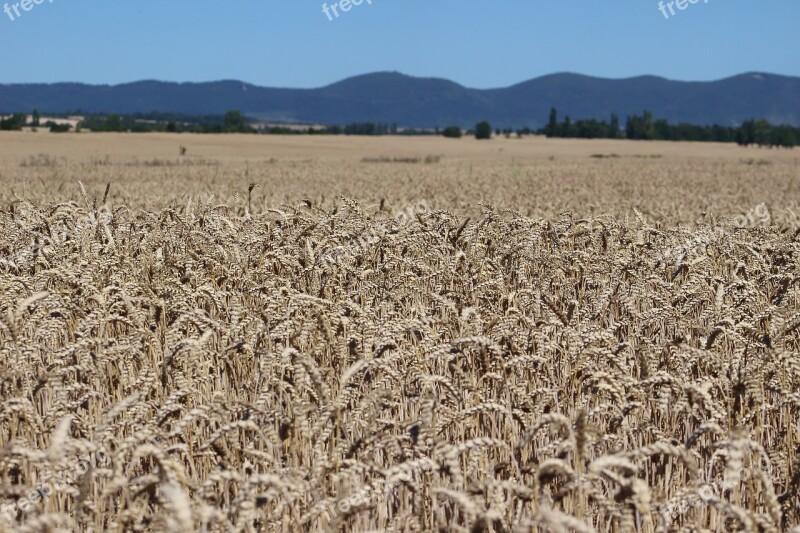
left=3, top=107, right=796, bottom=147
left=1, top=109, right=473, bottom=137
left=1, top=111, right=76, bottom=132
left=541, top=108, right=797, bottom=148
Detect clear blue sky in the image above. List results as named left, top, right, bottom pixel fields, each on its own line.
left=0, top=0, right=797, bottom=88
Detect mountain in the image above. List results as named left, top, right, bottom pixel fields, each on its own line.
left=2, top=72, right=798, bottom=128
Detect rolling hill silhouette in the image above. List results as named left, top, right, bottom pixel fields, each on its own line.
left=2, top=71, right=798, bottom=128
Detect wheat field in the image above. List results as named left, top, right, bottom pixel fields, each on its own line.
left=1, top=132, right=800, bottom=532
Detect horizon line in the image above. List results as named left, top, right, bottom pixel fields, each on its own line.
left=0, top=70, right=793, bottom=91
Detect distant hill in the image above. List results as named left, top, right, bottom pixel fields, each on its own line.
left=2, top=72, right=798, bottom=128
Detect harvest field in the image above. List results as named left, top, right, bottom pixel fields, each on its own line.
left=1, top=132, right=800, bottom=532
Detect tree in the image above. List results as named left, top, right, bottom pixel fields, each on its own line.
left=106, top=115, right=124, bottom=132
left=562, top=116, right=573, bottom=137
left=474, top=121, right=492, bottom=140
left=32, top=109, right=40, bottom=127
left=643, top=111, right=656, bottom=140
left=224, top=110, right=248, bottom=133
left=654, top=119, right=671, bottom=140
left=753, top=120, right=772, bottom=147
left=737, top=120, right=756, bottom=146
left=770, top=125, right=796, bottom=148
left=711, top=124, right=734, bottom=143
left=0, top=113, right=26, bottom=131
left=608, top=114, right=620, bottom=139
left=442, top=126, right=462, bottom=138
left=546, top=108, right=558, bottom=137
left=49, top=122, right=72, bottom=133
left=625, top=111, right=656, bottom=140
left=573, top=118, right=606, bottom=139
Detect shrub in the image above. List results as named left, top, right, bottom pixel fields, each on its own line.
left=442, top=126, right=462, bottom=139
left=48, top=122, right=72, bottom=133
left=474, top=121, right=492, bottom=140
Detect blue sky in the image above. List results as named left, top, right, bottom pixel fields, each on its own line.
left=0, top=1, right=797, bottom=88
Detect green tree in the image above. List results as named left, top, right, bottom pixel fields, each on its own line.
left=625, top=111, right=656, bottom=140
left=753, top=120, right=772, bottom=147
left=32, top=109, right=40, bottom=127
left=224, top=110, right=248, bottom=133
left=474, top=121, right=492, bottom=140
left=643, top=111, right=656, bottom=140
left=654, top=119, right=671, bottom=140
left=711, top=124, right=734, bottom=143
left=770, top=125, right=796, bottom=148
left=546, top=108, right=558, bottom=137
left=562, top=116, right=573, bottom=137
left=0, top=113, right=26, bottom=131
left=442, top=126, right=462, bottom=138
left=608, top=114, right=620, bottom=139
left=106, top=115, right=124, bottom=132
left=49, top=122, right=72, bottom=133
left=737, top=120, right=756, bottom=146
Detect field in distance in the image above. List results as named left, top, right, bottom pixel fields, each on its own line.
left=1, top=131, right=799, bottom=224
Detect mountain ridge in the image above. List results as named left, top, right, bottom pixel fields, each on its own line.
left=2, top=71, right=798, bottom=128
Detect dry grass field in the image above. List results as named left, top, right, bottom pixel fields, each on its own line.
left=1, top=132, right=800, bottom=532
